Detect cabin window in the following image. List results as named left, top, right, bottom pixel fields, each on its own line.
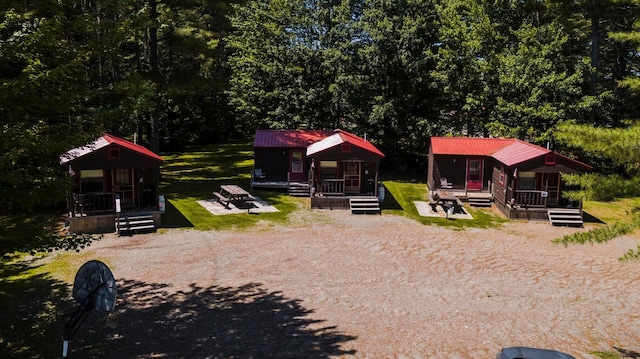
left=115, top=169, right=131, bottom=186
left=291, top=151, right=303, bottom=173
left=517, top=172, right=536, bottom=190
left=545, top=154, right=556, bottom=165
left=320, top=161, right=338, bottom=178
left=80, top=169, right=104, bottom=193
left=108, top=148, right=120, bottom=160
left=499, top=166, right=505, bottom=185
left=341, top=143, right=351, bottom=153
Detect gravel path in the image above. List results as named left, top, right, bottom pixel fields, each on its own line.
left=65, top=209, right=640, bottom=358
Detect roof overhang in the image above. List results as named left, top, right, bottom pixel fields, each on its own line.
left=60, top=134, right=163, bottom=165
left=307, top=130, right=385, bottom=158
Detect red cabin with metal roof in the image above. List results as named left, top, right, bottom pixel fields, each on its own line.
left=61, top=134, right=164, bottom=233
left=252, top=129, right=385, bottom=199
left=428, top=137, right=591, bottom=221
left=253, top=130, right=334, bottom=183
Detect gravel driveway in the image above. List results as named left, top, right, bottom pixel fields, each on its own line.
left=63, top=209, right=640, bottom=358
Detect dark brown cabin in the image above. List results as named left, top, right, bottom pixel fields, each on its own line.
left=252, top=129, right=385, bottom=209
left=61, top=134, right=163, bottom=233
left=252, top=129, right=334, bottom=185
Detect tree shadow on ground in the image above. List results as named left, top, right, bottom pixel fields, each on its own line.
left=0, top=258, right=74, bottom=358
left=0, top=210, right=102, bottom=257
left=71, top=279, right=357, bottom=358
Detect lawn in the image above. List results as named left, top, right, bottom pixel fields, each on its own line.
left=582, top=197, right=640, bottom=225
left=159, top=142, right=307, bottom=231
left=381, top=180, right=507, bottom=229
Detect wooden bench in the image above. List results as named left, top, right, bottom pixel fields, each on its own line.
left=213, top=191, right=232, bottom=208
left=244, top=195, right=256, bottom=213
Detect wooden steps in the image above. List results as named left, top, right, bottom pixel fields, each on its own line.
left=116, top=213, right=156, bottom=235
left=288, top=183, right=311, bottom=197
left=467, top=197, right=492, bottom=207
left=349, top=197, right=381, bottom=214
left=547, top=208, right=583, bottom=227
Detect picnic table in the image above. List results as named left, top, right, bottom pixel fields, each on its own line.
left=213, top=185, right=255, bottom=212
left=434, top=190, right=465, bottom=215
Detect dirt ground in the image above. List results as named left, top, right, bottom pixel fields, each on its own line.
left=65, top=208, right=640, bottom=358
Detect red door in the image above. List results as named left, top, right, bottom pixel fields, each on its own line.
left=466, top=158, right=483, bottom=191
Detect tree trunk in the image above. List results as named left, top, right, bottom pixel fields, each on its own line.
left=589, top=1, right=600, bottom=123
left=148, top=0, right=160, bottom=153
left=590, top=7, right=599, bottom=97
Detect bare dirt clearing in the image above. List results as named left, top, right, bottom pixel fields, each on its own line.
left=62, top=210, right=640, bottom=358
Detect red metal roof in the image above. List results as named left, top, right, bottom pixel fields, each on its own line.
left=253, top=130, right=334, bottom=148
left=103, top=134, right=163, bottom=161
left=431, top=137, right=591, bottom=169
left=61, top=134, right=163, bottom=164
left=307, top=130, right=385, bottom=157
left=431, top=137, right=553, bottom=166
left=430, top=137, right=514, bottom=156
left=492, top=140, right=550, bottom=167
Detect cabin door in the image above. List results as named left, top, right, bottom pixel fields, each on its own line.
left=542, top=173, right=560, bottom=205
left=344, top=161, right=361, bottom=194
left=466, top=158, right=483, bottom=191
left=113, top=168, right=135, bottom=208
left=289, top=150, right=305, bottom=181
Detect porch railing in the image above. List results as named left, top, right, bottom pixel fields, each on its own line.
left=73, top=192, right=114, bottom=215
left=319, top=179, right=345, bottom=196
left=515, top=190, right=547, bottom=208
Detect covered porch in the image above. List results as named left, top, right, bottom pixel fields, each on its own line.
left=311, top=160, right=381, bottom=197
left=307, top=130, right=385, bottom=199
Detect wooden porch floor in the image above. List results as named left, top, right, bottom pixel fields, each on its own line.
left=311, top=195, right=380, bottom=210
left=250, top=180, right=309, bottom=189
left=434, top=189, right=493, bottom=201
left=67, top=209, right=161, bottom=234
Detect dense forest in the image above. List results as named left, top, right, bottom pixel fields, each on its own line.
left=2, top=0, right=640, bottom=209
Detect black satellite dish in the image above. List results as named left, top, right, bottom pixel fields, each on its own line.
left=63, top=260, right=117, bottom=358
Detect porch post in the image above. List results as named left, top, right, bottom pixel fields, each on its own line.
left=309, top=158, right=315, bottom=198
left=374, top=162, right=379, bottom=197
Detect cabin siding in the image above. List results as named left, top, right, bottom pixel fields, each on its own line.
left=492, top=165, right=508, bottom=205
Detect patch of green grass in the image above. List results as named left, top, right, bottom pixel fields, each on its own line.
left=582, top=198, right=640, bottom=225
left=159, top=142, right=303, bottom=230
left=165, top=192, right=303, bottom=231
left=381, top=181, right=506, bottom=229
left=0, top=210, right=64, bottom=256
left=590, top=350, right=622, bottom=359
left=0, top=254, right=76, bottom=358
